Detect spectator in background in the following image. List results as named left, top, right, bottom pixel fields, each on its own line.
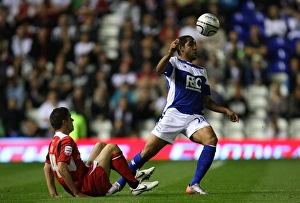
left=118, top=18, right=141, bottom=43
left=51, top=15, right=74, bottom=62
left=6, top=77, right=26, bottom=109
left=48, top=0, right=72, bottom=16
left=133, top=87, right=156, bottom=136
left=110, top=82, right=135, bottom=110
left=78, top=15, right=99, bottom=42
left=72, top=54, right=95, bottom=96
left=29, top=26, right=56, bottom=62
left=158, top=16, right=179, bottom=45
left=134, top=60, right=159, bottom=108
left=223, top=29, right=244, bottom=61
left=225, top=83, right=249, bottom=120
left=90, top=69, right=109, bottom=94
left=162, top=0, right=178, bottom=22
left=264, top=4, right=287, bottom=38
left=136, top=60, right=159, bottom=92
left=244, top=54, right=268, bottom=86
left=244, top=24, right=268, bottom=62
left=74, top=33, right=96, bottom=63
left=0, top=50, right=11, bottom=120
left=205, top=51, right=225, bottom=85
left=90, top=86, right=110, bottom=122
left=140, top=13, right=160, bottom=37
left=288, top=85, right=300, bottom=119
left=267, top=82, right=288, bottom=120
left=67, top=86, right=89, bottom=119
left=89, top=86, right=112, bottom=139
left=195, top=39, right=209, bottom=67
left=140, top=0, right=165, bottom=22
left=137, top=35, right=161, bottom=69
left=266, top=114, right=288, bottom=139
left=52, top=13, right=77, bottom=41
left=10, top=24, right=33, bottom=76
left=26, top=71, right=47, bottom=108
left=111, top=60, right=137, bottom=90
left=48, top=54, right=73, bottom=100
left=159, top=38, right=174, bottom=58
left=112, top=95, right=136, bottom=138
left=288, top=56, right=300, bottom=93
left=283, top=3, right=300, bottom=41
left=32, top=2, right=56, bottom=29
left=292, top=39, right=300, bottom=59
left=75, top=0, right=98, bottom=25
left=11, top=0, right=35, bottom=25
left=209, top=77, right=225, bottom=107
left=224, top=55, right=246, bottom=86
left=117, top=37, right=134, bottom=70
left=95, top=51, right=113, bottom=80
left=20, top=118, right=44, bottom=137
left=0, top=6, right=14, bottom=41
left=38, top=90, right=69, bottom=137
left=116, top=0, right=141, bottom=32
left=3, top=97, right=24, bottom=137
left=154, top=87, right=168, bottom=119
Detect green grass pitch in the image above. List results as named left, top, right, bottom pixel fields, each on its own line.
left=1, top=159, right=300, bottom=203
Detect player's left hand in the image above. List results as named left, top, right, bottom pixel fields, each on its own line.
left=225, top=109, right=239, bottom=123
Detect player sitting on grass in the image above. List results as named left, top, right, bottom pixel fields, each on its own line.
left=44, top=107, right=158, bottom=197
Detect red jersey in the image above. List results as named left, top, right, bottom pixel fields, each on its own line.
left=45, top=132, right=87, bottom=196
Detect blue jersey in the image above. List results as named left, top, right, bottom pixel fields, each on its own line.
left=163, top=56, right=211, bottom=115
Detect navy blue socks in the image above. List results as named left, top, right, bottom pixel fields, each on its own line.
left=190, top=145, right=216, bottom=186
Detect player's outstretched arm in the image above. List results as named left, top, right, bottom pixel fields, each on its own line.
left=204, top=95, right=239, bottom=123
left=58, top=162, right=90, bottom=197
left=44, top=163, right=61, bottom=197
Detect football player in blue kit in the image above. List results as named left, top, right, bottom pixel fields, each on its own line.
left=107, top=35, right=240, bottom=195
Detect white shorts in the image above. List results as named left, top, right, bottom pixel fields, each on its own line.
left=151, top=108, right=211, bottom=144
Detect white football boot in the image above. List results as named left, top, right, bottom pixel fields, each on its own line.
left=186, top=183, right=208, bottom=194
left=131, top=181, right=159, bottom=196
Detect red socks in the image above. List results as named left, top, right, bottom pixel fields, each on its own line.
left=111, top=151, right=139, bottom=188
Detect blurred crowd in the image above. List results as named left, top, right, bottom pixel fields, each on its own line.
left=0, top=0, right=299, bottom=140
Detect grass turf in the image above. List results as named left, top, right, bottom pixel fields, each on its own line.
left=0, top=159, right=300, bottom=203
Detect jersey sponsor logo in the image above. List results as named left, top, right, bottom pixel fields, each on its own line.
left=64, top=145, right=72, bottom=156
left=186, top=75, right=202, bottom=93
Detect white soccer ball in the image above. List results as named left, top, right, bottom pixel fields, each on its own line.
left=196, top=13, right=220, bottom=37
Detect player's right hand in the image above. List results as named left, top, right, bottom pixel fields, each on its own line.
left=169, top=39, right=179, bottom=53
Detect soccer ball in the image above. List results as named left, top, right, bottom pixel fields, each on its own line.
left=196, top=13, right=220, bottom=37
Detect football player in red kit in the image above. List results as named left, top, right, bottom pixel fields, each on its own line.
left=44, top=107, right=158, bottom=197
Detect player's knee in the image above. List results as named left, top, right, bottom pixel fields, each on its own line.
left=200, top=134, right=218, bottom=146
left=95, top=142, right=106, bottom=149
left=106, top=143, right=120, bottom=153
left=209, top=135, right=218, bottom=145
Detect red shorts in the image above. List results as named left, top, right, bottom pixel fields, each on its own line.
left=80, top=161, right=112, bottom=196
